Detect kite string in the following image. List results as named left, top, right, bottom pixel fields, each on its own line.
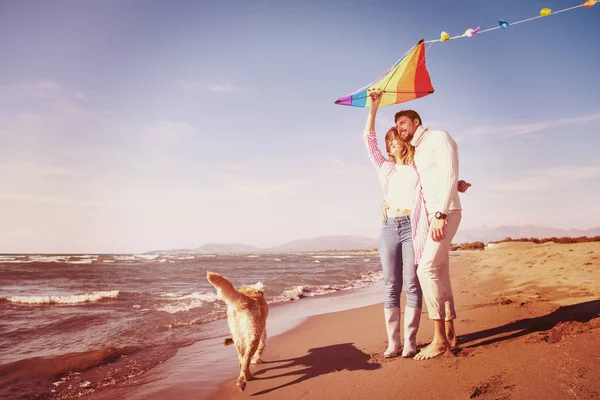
left=423, top=3, right=584, bottom=44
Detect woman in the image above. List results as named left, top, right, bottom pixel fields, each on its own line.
left=364, top=92, right=469, bottom=358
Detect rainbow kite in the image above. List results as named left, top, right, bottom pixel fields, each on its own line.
left=335, top=1, right=596, bottom=108
left=334, top=39, right=434, bottom=108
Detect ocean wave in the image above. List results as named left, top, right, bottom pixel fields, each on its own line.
left=155, top=291, right=218, bottom=314
left=0, top=345, right=177, bottom=400
left=156, top=300, right=203, bottom=314
left=0, top=255, right=71, bottom=263
left=248, top=281, right=265, bottom=291
left=2, top=290, right=121, bottom=305
left=113, top=255, right=138, bottom=262
left=134, top=254, right=160, bottom=260
left=67, top=259, right=95, bottom=264
left=170, top=255, right=196, bottom=260
left=271, top=270, right=382, bottom=302
left=158, top=291, right=217, bottom=301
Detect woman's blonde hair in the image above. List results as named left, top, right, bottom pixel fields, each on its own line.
left=385, top=127, right=414, bottom=165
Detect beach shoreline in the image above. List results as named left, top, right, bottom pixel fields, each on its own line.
left=79, top=242, right=600, bottom=399
left=84, top=276, right=388, bottom=400
left=207, top=242, right=600, bottom=400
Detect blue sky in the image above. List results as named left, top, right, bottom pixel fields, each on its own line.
left=0, top=0, right=598, bottom=253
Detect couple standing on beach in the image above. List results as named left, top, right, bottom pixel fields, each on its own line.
left=364, top=92, right=471, bottom=360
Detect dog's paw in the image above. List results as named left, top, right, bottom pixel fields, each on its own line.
left=251, top=357, right=263, bottom=364
left=236, top=377, right=247, bottom=392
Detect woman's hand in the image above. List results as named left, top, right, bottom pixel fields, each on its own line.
left=366, top=92, right=383, bottom=131
left=381, top=199, right=389, bottom=222
left=370, top=91, right=383, bottom=110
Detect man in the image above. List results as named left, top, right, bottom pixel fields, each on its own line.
left=395, top=109, right=464, bottom=360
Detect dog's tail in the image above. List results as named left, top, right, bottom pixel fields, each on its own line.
left=206, top=271, right=246, bottom=307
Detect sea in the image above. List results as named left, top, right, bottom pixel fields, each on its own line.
left=0, top=251, right=385, bottom=399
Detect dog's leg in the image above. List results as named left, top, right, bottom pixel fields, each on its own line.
left=236, top=336, right=260, bottom=392
left=251, top=328, right=266, bottom=364
left=235, top=342, right=244, bottom=367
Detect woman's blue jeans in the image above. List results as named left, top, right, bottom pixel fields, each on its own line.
left=379, top=216, right=422, bottom=310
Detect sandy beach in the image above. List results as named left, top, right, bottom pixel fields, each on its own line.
left=206, top=241, right=600, bottom=400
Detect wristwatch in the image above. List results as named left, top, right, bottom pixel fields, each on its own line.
left=434, top=211, right=447, bottom=220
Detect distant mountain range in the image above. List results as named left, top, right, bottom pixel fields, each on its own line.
left=148, top=226, right=600, bottom=254
left=149, top=235, right=377, bottom=254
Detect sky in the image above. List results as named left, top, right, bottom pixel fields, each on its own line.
left=0, top=0, right=599, bottom=253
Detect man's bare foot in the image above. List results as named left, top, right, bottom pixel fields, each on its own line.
left=445, top=320, right=459, bottom=348
left=414, top=340, right=448, bottom=360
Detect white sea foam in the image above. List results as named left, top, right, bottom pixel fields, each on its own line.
left=156, top=291, right=217, bottom=314
left=113, top=255, right=137, bottom=261
left=135, top=254, right=160, bottom=260
left=156, top=299, right=202, bottom=314
left=4, top=290, right=120, bottom=305
left=271, top=270, right=383, bottom=303
left=67, top=259, right=94, bottom=264
left=28, top=255, right=70, bottom=263
left=247, top=281, right=265, bottom=291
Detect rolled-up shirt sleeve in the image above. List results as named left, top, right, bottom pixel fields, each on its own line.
left=363, top=130, right=387, bottom=169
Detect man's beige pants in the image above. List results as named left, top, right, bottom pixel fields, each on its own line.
left=417, top=210, right=462, bottom=321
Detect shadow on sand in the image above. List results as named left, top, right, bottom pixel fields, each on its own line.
left=251, top=342, right=380, bottom=396
left=458, top=299, right=600, bottom=348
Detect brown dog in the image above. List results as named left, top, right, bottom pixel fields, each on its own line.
left=206, top=271, right=268, bottom=391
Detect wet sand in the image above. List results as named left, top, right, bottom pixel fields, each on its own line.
left=208, top=242, right=600, bottom=400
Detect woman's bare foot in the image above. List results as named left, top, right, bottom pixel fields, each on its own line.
left=414, top=339, right=448, bottom=360
left=445, top=320, right=459, bottom=348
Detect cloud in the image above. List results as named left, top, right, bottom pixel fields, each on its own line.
left=0, top=161, right=72, bottom=178
left=489, top=164, right=600, bottom=193
left=0, top=80, right=90, bottom=103
left=12, top=81, right=61, bottom=99
left=178, top=80, right=240, bottom=93
left=144, top=120, right=196, bottom=140
left=464, top=112, right=600, bottom=138
left=209, top=82, right=239, bottom=92
left=0, top=192, right=104, bottom=208
left=74, top=92, right=89, bottom=101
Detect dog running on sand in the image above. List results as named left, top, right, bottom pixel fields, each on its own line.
left=206, top=271, right=268, bottom=391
